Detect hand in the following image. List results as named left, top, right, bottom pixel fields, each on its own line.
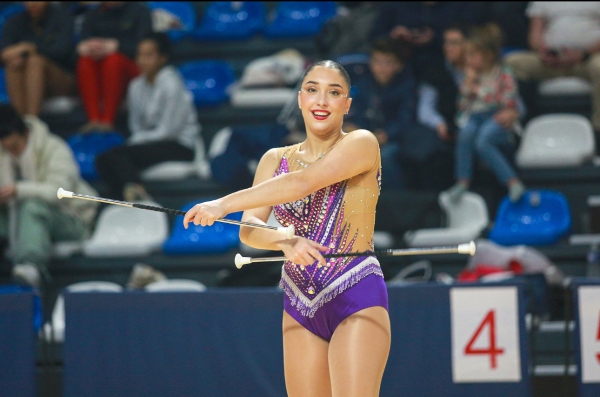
left=436, top=122, right=449, bottom=140
left=493, top=108, right=519, bottom=129
left=538, top=45, right=562, bottom=67
left=183, top=199, right=227, bottom=228
left=558, top=48, right=584, bottom=67
left=464, top=67, right=480, bottom=94
left=102, top=39, right=119, bottom=55
left=374, top=129, right=388, bottom=145
left=390, top=25, right=412, bottom=40
left=277, top=236, right=329, bottom=266
left=0, top=185, right=16, bottom=204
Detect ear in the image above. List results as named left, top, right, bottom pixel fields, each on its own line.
left=297, top=91, right=302, bottom=109
left=345, top=97, right=352, bottom=114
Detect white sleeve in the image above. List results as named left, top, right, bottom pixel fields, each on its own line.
left=526, top=2, right=548, bottom=18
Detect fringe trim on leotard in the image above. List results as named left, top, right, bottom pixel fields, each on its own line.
left=279, top=257, right=384, bottom=318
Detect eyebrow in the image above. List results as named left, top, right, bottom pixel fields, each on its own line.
left=304, top=80, right=343, bottom=88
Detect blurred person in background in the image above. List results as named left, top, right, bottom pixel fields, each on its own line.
left=1, top=1, right=75, bottom=117
left=96, top=33, right=203, bottom=202
left=76, top=1, right=152, bottom=132
left=369, top=2, right=485, bottom=79
left=344, top=38, right=416, bottom=191
left=505, top=2, right=600, bottom=131
left=0, top=105, right=98, bottom=289
left=445, top=24, right=526, bottom=203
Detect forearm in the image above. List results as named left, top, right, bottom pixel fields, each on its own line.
left=222, top=171, right=312, bottom=215
left=239, top=218, right=288, bottom=251
left=528, top=17, right=545, bottom=51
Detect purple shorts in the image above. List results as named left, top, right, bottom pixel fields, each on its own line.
left=284, top=273, right=388, bottom=341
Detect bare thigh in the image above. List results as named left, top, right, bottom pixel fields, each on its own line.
left=44, top=59, right=75, bottom=97
left=328, top=306, right=391, bottom=397
left=282, top=310, right=332, bottom=397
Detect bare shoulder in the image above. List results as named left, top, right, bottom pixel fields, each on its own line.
left=340, top=129, right=379, bottom=152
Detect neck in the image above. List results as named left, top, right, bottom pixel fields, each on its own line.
left=301, top=128, right=344, bottom=161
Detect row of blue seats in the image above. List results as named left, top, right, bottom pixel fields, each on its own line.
left=0, top=2, right=338, bottom=43
left=151, top=1, right=337, bottom=41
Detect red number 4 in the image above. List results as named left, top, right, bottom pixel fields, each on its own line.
left=464, top=310, right=505, bottom=369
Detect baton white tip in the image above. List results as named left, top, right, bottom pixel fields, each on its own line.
left=57, top=188, right=73, bottom=199
left=457, top=241, right=476, bottom=255
left=235, top=253, right=252, bottom=269
left=278, top=225, right=295, bottom=239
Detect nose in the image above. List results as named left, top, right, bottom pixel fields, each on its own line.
left=316, top=91, right=328, bottom=107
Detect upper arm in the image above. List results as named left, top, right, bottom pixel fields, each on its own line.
left=241, top=148, right=281, bottom=223
left=301, top=130, right=378, bottom=192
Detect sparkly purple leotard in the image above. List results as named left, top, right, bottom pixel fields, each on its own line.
left=273, top=141, right=388, bottom=341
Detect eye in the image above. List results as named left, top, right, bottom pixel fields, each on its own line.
left=306, top=87, right=317, bottom=93
left=329, top=90, right=340, bottom=97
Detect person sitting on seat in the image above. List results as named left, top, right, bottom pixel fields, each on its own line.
left=344, top=38, right=416, bottom=190
left=1, top=1, right=76, bottom=117
left=96, top=32, right=204, bottom=201
left=0, top=105, right=98, bottom=289
left=76, top=1, right=152, bottom=132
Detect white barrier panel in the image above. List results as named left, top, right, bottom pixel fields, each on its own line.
left=451, top=287, right=521, bottom=382
left=579, top=286, right=600, bottom=383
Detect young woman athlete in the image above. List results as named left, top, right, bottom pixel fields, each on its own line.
left=183, top=60, right=390, bottom=397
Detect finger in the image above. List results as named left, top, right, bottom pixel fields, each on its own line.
left=183, top=207, right=198, bottom=229
left=310, top=240, right=330, bottom=252
left=300, top=250, right=316, bottom=266
left=206, top=217, right=215, bottom=226
left=309, top=247, right=327, bottom=266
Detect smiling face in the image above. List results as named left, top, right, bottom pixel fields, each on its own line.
left=298, top=66, right=352, bottom=137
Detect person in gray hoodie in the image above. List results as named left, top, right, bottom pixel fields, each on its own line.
left=96, top=32, right=204, bottom=201
left=0, top=106, right=98, bottom=288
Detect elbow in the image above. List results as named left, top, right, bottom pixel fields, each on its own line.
left=239, top=226, right=252, bottom=245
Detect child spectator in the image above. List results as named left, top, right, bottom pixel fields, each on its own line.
left=96, top=33, right=203, bottom=201
left=446, top=24, right=526, bottom=203
left=1, top=2, right=75, bottom=117
left=0, top=105, right=98, bottom=289
left=76, top=1, right=152, bottom=132
left=344, top=38, right=416, bottom=190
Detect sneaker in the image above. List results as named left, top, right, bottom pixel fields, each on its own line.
left=445, top=183, right=468, bottom=203
left=12, top=263, right=41, bottom=289
left=508, top=181, right=526, bottom=203
left=127, top=263, right=167, bottom=289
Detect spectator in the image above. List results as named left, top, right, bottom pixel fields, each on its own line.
left=96, top=33, right=203, bottom=201
left=0, top=105, right=98, bottom=289
left=369, top=2, right=485, bottom=78
left=445, top=23, right=526, bottom=203
left=344, top=38, right=416, bottom=190
left=0, top=2, right=75, bottom=117
left=418, top=24, right=469, bottom=142
left=505, top=2, right=600, bottom=131
left=76, top=1, right=152, bottom=132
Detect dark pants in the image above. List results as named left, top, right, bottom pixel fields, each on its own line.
left=96, top=141, right=194, bottom=199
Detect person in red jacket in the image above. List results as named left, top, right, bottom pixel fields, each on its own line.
left=76, top=2, right=152, bottom=132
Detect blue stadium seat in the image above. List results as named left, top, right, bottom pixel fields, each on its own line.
left=163, top=200, right=242, bottom=255
left=67, top=132, right=124, bottom=181
left=489, top=190, right=571, bottom=246
left=194, top=1, right=266, bottom=40
left=0, top=3, right=24, bottom=41
left=178, top=60, right=235, bottom=107
left=0, top=68, right=9, bottom=104
left=147, top=2, right=196, bottom=42
left=264, top=1, right=337, bottom=38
